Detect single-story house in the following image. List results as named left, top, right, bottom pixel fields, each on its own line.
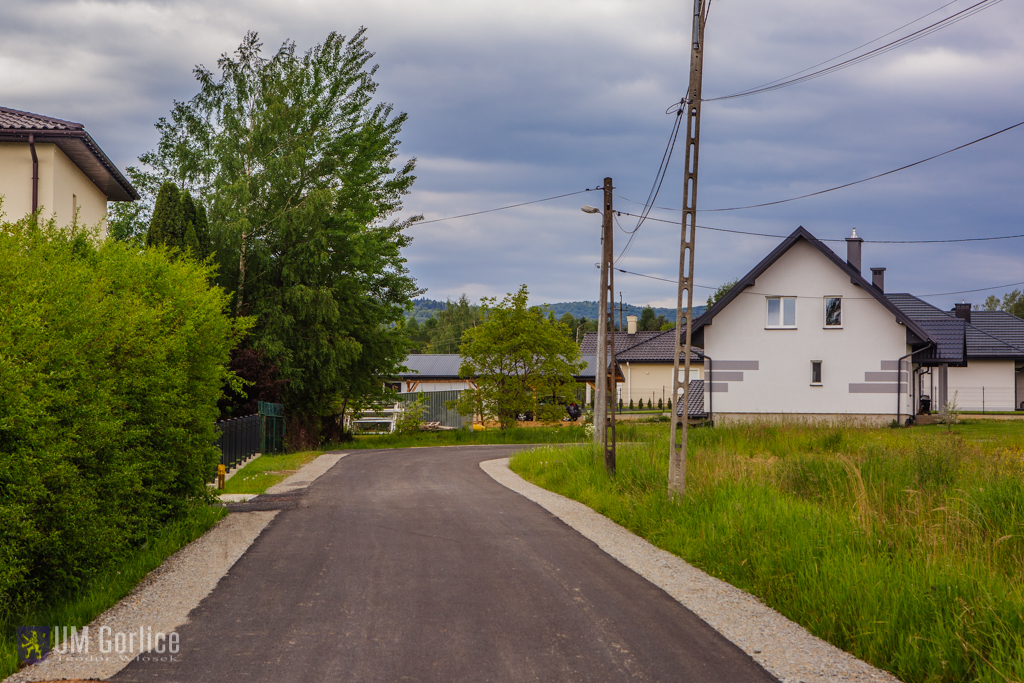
left=392, top=354, right=475, bottom=393
left=0, top=106, right=138, bottom=234
left=690, top=226, right=1024, bottom=424
left=579, top=318, right=704, bottom=407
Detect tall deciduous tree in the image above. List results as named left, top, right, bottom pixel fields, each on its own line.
left=452, top=286, right=584, bottom=429
left=136, top=30, right=420, bottom=442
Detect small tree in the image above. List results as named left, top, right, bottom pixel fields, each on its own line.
left=395, top=393, right=428, bottom=434
left=451, top=285, right=584, bottom=429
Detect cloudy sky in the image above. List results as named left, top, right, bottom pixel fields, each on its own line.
left=4, top=0, right=1023, bottom=311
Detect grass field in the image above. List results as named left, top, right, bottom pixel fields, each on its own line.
left=511, top=420, right=1024, bottom=683
left=342, top=419, right=669, bottom=449
left=0, top=504, right=226, bottom=679
left=220, top=450, right=324, bottom=494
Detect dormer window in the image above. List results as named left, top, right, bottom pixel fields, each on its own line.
left=824, top=297, right=842, bottom=327
left=766, top=297, right=796, bottom=328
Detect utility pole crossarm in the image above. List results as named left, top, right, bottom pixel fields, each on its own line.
left=669, top=0, right=708, bottom=497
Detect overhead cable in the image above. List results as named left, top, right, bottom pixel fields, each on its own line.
left=613, top=211, right=1024, bottom=244
left=411, top=188, right=596, bottom=226
left=704, top=0, right=1005, bottom=101
left=615, top=267, right=1024, bottom=300
left=618, top=117, right=1024, bottom=214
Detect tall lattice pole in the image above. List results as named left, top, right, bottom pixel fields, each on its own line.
left=594, top=181, right=609, bottom=450
left=669, top=0, right=707, bottom=497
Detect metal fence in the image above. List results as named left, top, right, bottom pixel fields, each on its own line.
left=216, top=413, right=261, bottom=471
left=259, top=401, right=286, bottom=453
left=215, top=402, right=286, bottom=473
left=399, top=390, right=472, bottom=428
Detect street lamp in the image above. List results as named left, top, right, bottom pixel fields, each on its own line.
left=581, top=205, right=600, bottom=214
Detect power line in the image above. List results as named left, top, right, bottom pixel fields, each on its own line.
left=617, top=117, right=1024, bottom=214
left=613, top=210, right=1024, bottom=244
left=615, top=267, right=1024, bottom=299
left=716, top=0, right=962, bottom=97
left=704, top=0, right=1005, bottom=101
left=614, top=104, right=686, bottom=265
left=410, top=188, right=596, bottom=226
left=919, top=281, right=1024, bottom=297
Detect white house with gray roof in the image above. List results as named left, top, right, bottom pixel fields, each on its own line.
left=688, top=226, right=1024, bottom=424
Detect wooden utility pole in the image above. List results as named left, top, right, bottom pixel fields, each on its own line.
left=593, top=178, right=617, bottom=474
left=669, top=0, right=708, bottom=497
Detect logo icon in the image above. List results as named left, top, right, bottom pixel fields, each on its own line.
left=17, top=626, right=50, bottom=664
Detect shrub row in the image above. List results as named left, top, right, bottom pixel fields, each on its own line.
left=0, top=218, right=245, bottom=616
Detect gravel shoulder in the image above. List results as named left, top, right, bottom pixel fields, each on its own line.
left=481, top=457, right=902, bottom=683
left=8, top=451, right=349, bottom=683
left=6, top=511, right=278, bottom=683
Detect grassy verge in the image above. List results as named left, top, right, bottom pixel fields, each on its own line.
left=220, top=450, right=324, bottom=495
left=342, top=420, right=666, bottom=450
left=510, top=422, right=1024, bottom=683
left=0, top=503, right=226, bottom=679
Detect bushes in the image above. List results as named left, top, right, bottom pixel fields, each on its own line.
left=0, top=218, right=245, bottom=616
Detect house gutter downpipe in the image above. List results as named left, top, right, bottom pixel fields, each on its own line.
left=29, top=133, right=38, bottom=214
left=897, top=343, right=933, bottom=426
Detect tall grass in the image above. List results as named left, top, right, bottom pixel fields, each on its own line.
left=0, top=504, right=226, bottom=679
left=511, top=423, right=1024, bottom=683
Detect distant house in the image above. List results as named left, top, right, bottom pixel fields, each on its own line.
left=579, top=318, right=703, bottom=407
left=392, top=354, right=475, bottom=393
left=690, top=226, right=1024, bottom=424
left=0, top=106, right=138, bottom=233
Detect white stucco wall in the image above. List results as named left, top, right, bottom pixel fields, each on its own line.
left=942, top=360, right=1017, bottom=411
left=701, top=239, right=912, bottom=417
left=0, top=142, right=108, bottom=234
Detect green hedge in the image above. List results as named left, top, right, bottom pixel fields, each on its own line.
left=0, top=218, right=246, bottom=616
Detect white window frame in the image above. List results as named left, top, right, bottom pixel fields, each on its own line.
left=765, top=296, right=797, bottom=329
left=811, top=360, right=823, bottom=386
left=823, top=296, right=843, bottom=328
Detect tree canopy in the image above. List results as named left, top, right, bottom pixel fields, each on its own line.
left=451, top=286, right=584, bottom=429
left=983, top=290, right=1024, bottom=319
left=135, top=30, right=420, bottom=443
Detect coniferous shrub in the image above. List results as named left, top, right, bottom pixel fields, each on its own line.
left=0, top=217, right=248, bottom=615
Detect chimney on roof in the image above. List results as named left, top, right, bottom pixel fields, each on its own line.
left=846, top=228, right=863, bottom=276
left=870, top=267, right=885, bottom=292
left=954, top=302, right=971, bottom=324
left=627, top=315, right=638, bottom=335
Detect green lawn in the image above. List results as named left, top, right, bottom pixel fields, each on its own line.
left=341, top=420, right=668, bottom=450
left=0, top=504, right=226, bottom=679
left=511, top=420, right=1024, bottom=683
left=220, top=450, right=325, bottom=494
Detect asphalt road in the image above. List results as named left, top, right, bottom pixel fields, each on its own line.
left=115, top=446, right=776, bottom=683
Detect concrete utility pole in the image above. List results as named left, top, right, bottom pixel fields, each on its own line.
left=669, top=0, right=708, bottom=497
left=592, top=178, right=617, bottom=474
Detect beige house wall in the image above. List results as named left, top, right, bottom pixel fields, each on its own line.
left=620, top=360, right=703, bottom=405
left=0, top=142, right=108, bottom=235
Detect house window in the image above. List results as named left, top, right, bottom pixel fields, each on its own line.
left=766, top=297, right=796, bottom=328
left=824, top=297, right=842, bottom=327
left=811, top=360, right=822, bottom=385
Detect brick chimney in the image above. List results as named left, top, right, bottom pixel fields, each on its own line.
left=846, top=228, right=863, bottom=276
left=627, top=315, right=638, bottom=335
left=954, top=302, right=971, bottom=324
left=870, top=267, right=885, bottom=292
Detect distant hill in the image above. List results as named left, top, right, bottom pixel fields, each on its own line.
left=410, top=298, right=705, bottom=323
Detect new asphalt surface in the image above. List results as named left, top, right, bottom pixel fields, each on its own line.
left=114, top=445, right=776, bottom=682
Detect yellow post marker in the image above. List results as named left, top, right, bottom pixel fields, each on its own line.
left=217, top=464, right=226, bottom=490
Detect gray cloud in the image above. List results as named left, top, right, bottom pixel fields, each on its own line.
left=2, top=0, right=1022, bottom=311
